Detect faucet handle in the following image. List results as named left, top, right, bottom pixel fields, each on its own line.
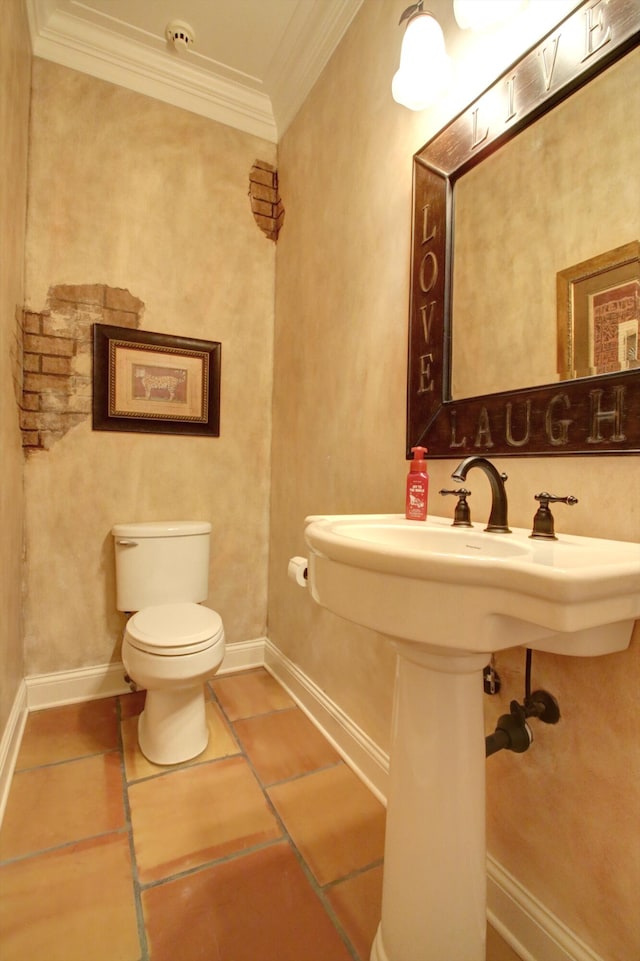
left=439, top=488, right=472, bottom=527
left=530, top=492, right=578, bottom=540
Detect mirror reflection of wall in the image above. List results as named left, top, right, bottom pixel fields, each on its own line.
left=451, top=47, right=639, bottom=401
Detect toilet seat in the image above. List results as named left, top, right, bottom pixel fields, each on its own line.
left=125, top=602, right=223, bottom=656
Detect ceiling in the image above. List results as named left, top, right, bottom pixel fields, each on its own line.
left=26, top=0, right=365, bottom=142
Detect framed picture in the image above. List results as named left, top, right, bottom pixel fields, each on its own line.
left=557, top=241, right=640, bottom=380
left=93, top=324, right=221, bottom=436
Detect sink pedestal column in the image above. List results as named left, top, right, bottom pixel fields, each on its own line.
left=371, top=645, right=488, bottom=961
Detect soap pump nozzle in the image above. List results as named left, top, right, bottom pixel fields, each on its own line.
left=410, top=446, right=428, bottom=470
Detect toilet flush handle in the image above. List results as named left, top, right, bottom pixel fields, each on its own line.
left=116, top=539, right=138, bottom=546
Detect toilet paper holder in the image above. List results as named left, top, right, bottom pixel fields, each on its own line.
left=288, top=556, right=308, bottom=587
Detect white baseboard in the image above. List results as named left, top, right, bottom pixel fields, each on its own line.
left=0, top=681, right=28, bottom=826
left=24, top=638, right=268, bottom=712
left=219, top=637, right=266, bottom=675
left=26, top=661, right=133, bottom=710
left=487, top=855, right=605, bottom=961
left=3, top=638, right=604, bottom=961
left=264, top=638, right=389, bottom=804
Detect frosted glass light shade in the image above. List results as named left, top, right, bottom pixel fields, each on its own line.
left=392, top=13, right=451, bottom=111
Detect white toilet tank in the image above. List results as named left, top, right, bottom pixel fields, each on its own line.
left=112, top=521, right=211, bottom=612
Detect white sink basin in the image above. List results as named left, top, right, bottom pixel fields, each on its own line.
left=304, top=513, right=640, bottom=656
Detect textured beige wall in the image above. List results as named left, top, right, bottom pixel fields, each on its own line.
left=24, top=60, right=277, bottom=674
left=270, top=2, right=639, bottom=958
left=0, top=0, right=30, bottom=729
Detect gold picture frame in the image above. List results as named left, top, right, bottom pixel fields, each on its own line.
left=93, top=324, right=221, bottom=436
left=557, top=241, right=640, bottom=381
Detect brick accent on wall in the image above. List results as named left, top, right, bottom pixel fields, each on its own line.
left=19, top=284, right=144, bottom=451
left=249, top=161, right=284, bottom=241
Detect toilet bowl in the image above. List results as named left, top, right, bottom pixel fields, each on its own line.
left=122, top=602, right=225, bottom=765
left=113, top=521, right=226, bottom=766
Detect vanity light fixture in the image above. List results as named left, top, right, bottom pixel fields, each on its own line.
left=391, top=1, right=451, bottom=111
left=453, top=0, right=528, bottom=32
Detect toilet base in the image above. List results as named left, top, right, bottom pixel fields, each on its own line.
left=138, top=684, right=209, bottom=765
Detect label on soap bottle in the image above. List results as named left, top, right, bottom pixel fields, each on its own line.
left=406, top=476, right=428, bottom=521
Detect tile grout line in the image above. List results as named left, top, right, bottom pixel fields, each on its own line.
left=210, top=682, right=363, bottom=961
left=122, top=747, right=242, bottom=787
left=255, top=765, right=362, bottom=960
left=137, top=835, right=287, bottom=893
left=322, top=856, right=385, bottom=890
left=260, top=757, right=343, bottom=788
left=12, top=748, right=120, bottom=775
left=207, top=680, right=344, bottom=788
left=116, top=695, right=150, bottom=961
left=0, top=825, right=131, bottom=868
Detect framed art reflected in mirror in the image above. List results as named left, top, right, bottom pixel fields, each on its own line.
left=557, top=241, right=640, bottom=381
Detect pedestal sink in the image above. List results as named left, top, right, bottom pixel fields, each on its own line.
left=302, top=514, right=640, bottom=961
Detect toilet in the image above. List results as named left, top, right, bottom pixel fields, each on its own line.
left=112, top=520, right=225, bottom=765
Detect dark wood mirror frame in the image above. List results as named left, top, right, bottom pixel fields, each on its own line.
left=407, top=0, right=640, bottom=458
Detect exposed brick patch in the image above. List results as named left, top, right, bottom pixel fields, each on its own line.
left=19, top=284, right=144, bottom=452
left=249, top=161, right=284, bottom=242
left=24, top=333, right=75, bottom=356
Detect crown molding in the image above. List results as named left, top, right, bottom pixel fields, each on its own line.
left=268, top=0, right=365, bottom=136
left=26, top=0, right=365, bottom=143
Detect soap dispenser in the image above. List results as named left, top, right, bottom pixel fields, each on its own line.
left=405, top=446, right=429, bottom=521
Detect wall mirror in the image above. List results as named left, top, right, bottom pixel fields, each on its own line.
left=406, top=0, right=640, bottom=457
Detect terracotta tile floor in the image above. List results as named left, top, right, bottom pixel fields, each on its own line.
left=0, top=668, right=521, bottom=961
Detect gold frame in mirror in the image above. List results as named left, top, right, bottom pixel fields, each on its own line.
left=557, top=241, right=640, bottom=381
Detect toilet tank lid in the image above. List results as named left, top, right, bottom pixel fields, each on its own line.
left=112, top=521, right=211, bottom=538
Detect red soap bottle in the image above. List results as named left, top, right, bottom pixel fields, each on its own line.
left=405, top=446, right=429, bottom=521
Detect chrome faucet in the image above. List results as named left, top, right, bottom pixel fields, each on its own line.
left=451, top=456, right=511, bottom=533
